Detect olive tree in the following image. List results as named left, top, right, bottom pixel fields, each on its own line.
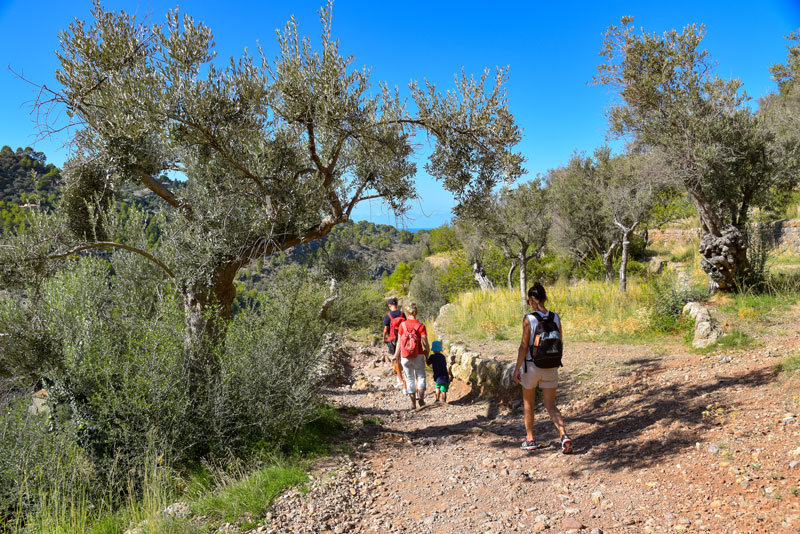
left=8, top=2, right=523, bottom=378
left=603, top=151, right=678, bottom=292
left=593, top=18, right=798, bottom=289
left=465, top=179, right=549, bottom=303
left=549, top=149, right=618, bottom=281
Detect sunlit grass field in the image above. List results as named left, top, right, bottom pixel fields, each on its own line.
left=439, top=280, right=659, bottom=343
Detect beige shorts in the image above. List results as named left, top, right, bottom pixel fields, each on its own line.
left=520, top=361, right=558, bottom=390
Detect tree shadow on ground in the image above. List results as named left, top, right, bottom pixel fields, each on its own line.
left=372, top=366, right=775, bottom=472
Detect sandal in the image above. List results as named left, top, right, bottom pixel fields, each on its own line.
left=561, top=435, right=573, bottom=454
left=521, top=438, right=538, bottom=451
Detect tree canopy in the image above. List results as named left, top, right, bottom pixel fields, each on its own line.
left=593, top=17, right=800, bottom=289
left=5, top=1, right=524, bottom=372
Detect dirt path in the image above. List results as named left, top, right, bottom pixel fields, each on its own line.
left=259, top=315, right=800, bottom=534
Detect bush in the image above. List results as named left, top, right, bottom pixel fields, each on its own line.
left=408, top=264, right=448, bottom=321
left=1, top=257, right=335, bottom=525
left=435, top=251, right=476, bottom=300
left=732, top=223, right=774, bottom=292
left=643, top=272, right=710, bottom=333
left=0, top=398, right=96, bottom=527
left=328, top=279, right=386, bottom=329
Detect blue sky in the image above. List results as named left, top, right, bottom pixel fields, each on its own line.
left=1, top=0, right=799, bottom=229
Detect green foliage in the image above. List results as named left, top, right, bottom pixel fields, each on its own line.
left=0, top=398, right=96, bottom=527
left=327, top=279, right=386, bottom=329
left=775, top=353, right=800, bottom=373
left=427, top=225, right=460, bottom=254
left=642, top=273, right=711, bottom=333
left=435, top=252, right=476, bottom=300
left=408, top=263, right=448, bottom=321
left=384, top=262, right=413, bottom=294
left=0, top=256, right=336, bottom=527
left=0, top=146, right=61, bottom=205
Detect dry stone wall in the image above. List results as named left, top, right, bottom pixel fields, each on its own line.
left=433, top=304, right=521, bottom=402
left=649, top=220, right=800, bottom=253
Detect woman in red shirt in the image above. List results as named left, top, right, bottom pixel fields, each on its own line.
left=393, top=302, right=429, bottom=410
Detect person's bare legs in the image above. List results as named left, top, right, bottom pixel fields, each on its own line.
left=541, top=387, right=567, bottom=437
left=394, top=356, right=405, bottom=387
left=442, top=389, right=447, bottom=403
left=522, top=385, right=537, bottom=441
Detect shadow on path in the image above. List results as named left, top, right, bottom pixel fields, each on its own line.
left=367, top=365, right=775, bottom=473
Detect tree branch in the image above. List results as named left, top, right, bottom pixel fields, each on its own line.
left=138, top=171, right=190, bottom=216
left=48, top=241, right=174, bottom=278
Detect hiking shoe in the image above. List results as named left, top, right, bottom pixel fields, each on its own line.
left=561, top=435, right=573, bottom=454
left=418, top=397, right=426, bottom=407
left=521, top=438, right=538, bottom=451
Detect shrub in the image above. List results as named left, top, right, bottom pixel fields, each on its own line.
left=328, top=279, right=386, bottom=329
left=643, top=272, right=710, bottom=333
left=0, top=397, right=96, bottom=527
left=408, top=263, right=448, bottom=321
left=435, top=251, right=476, bottom=300
left=1, top=257, right=334, bottom=526
left=735, top=223, right=774, bottom=291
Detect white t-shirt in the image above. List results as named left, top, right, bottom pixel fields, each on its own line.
left=526, top=311, right=561, bottom=361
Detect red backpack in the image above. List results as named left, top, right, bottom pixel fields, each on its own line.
left=399, top=320, right=422, bottom=358
left=388, top=313, right=406, bottom=342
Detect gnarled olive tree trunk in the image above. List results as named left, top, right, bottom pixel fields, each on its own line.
left=688, top=184, right=749, bottom=290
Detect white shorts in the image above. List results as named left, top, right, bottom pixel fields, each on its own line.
left=520, top=361, right=558, bottom=390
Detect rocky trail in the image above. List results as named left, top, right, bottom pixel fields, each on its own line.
left=255, top=310, right=800, bottom=534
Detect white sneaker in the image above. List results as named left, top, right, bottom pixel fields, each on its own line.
left=394, top=379, right=403, bottom=388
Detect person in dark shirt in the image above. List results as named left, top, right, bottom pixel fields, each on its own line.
left=426, top=340, right=452, bottom=403
left=382, top=297, right=406, bottom=388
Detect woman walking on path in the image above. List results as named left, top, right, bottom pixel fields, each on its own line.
left=394, top=302, right=429, bottom=410
left=513, top=282, right=572, bottom=453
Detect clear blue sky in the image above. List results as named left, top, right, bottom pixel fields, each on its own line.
left=1, top=0, right=799, bottom=229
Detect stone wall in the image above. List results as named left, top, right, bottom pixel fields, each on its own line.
left=434, top=304, right=521, bottom=402
left=649, top=220, right=800, bottom=253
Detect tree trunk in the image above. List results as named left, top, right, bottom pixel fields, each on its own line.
left=601, top=241, right=619, bottom=283
left=507, top=259, right=517, bottom=290
left=685, top=180, right=749, bottom=289
left=181, top=263, right=238, bottom=384
left=472, top=260, right=494, bottom=291
left=619, top=229, right=633, bottom=293
left=518, top=254, right=528, bottom=305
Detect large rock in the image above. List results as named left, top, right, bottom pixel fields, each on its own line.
left=476, top=359, right=504, bottom=392
left=682, top=302, right=723, bottom=348
left=648, top=256, right=668, bottom=274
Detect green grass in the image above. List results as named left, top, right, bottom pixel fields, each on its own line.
left=695, top=330, right=754, bottom=354
left=719, top=292, right=800, bottom=320
left=440, top=282, right=655, bottom=344
left=190, top=461, right=308, bottom=524
left=770, top=253, right=800, bottom=266
left=18, top=404, right=345, bottom=534
left=775, top=353, right=800, bottom=373
left=439, top=277, right=711, bottom=345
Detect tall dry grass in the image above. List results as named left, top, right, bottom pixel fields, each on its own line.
left=439, top=281, right=654, bottom=343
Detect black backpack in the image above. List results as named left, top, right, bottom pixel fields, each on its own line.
left=525, top=311, right=563, bottom=370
